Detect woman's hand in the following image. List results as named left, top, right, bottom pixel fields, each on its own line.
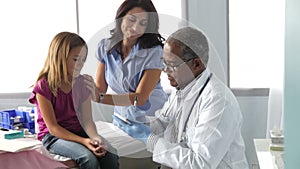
left=83, top=74, right=97, bottom=101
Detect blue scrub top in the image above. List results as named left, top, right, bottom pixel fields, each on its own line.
left=96, top=39, right=168, bottom=116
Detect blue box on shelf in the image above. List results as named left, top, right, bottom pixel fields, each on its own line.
left=0, top=109, right=35, bottom=134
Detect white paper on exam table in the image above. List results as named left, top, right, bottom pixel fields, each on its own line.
left=0, top=137, right=42, bottom=152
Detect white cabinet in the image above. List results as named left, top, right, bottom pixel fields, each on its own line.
left=253, top=139, right=284, bottom=169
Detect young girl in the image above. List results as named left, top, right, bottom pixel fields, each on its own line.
left=29, top=32, right=119, bottom=169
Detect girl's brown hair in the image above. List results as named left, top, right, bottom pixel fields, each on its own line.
left=35, top=32, right=87, bottom=96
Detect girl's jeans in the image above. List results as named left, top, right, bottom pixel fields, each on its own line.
left=42, top=131, right=119, bottom=169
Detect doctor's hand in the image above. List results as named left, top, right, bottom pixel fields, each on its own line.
left=125, top=106, right=147, bottom=123
left=112, top=115, right=150, bottom=143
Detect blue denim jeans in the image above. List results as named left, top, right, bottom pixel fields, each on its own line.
left=42, top=130, right=119, bottom=169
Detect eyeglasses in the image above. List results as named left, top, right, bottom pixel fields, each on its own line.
left=163, top=58, right=194, bottom=73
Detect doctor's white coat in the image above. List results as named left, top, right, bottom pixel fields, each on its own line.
left=147, top=69, right=249, bottom=169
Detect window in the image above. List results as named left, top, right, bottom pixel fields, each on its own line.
left=0, top=0, right=181, bottom=93
left=229, top=0, right=285, bottom=88
left=0, top=0, right=77, bottom=93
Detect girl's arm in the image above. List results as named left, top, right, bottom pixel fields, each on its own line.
left=36, top=94, right=92, bottom=147
left=80, top=95, right=108, bottom=155
left=80, top=95, right=100, bottom=139
left=84, top=62, right=108, bottom=102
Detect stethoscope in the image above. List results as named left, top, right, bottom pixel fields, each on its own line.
left=179, top=73, right=213, bottom=143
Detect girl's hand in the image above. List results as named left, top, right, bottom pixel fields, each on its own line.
left=82, top=138, right=106, bottom=157
left=91, top=137, right=108, bottom=157
left=82, top=138, right=98, bottom=151
left=83, top=74, right=97, bottom=101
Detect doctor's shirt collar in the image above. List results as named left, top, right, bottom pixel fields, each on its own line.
left=176, top=69, right=211, bottom=100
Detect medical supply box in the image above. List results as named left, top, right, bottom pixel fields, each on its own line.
left=0, top=109, right=35, bottom=134
left=0, top=128, right=24, bottom=139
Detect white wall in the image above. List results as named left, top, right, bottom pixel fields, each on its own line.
left=0, top=93, right=32, bottom=110
left=187, top=0, right=228, bottom=84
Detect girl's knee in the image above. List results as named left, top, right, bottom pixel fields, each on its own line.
left=99, top=152, right=119, bottom=169
left=77, top=152, right=99, bottom=169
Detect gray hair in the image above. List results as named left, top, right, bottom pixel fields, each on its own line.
left=166, top=27, right=209, bottom=66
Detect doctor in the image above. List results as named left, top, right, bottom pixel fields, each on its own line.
left=113, top=26, right=249, bottom=169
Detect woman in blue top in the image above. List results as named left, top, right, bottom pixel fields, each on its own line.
left=84, top=0, right=168, bottom=124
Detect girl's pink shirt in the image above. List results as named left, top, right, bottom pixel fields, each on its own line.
left=29, top=75, right=91, bottom=140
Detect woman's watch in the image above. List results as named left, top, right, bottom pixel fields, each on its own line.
left=99, top=93, right=105, bottom=103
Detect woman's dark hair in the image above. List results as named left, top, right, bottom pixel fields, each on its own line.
left=108, top=0, right=164, bottom=54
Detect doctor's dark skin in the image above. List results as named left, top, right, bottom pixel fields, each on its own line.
left=163, top=41, right=205, bottom=89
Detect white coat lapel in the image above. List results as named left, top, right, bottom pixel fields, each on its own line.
left=176, top=70, right=211, bottom=142
left=176, top=91, right=198, bottom=142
